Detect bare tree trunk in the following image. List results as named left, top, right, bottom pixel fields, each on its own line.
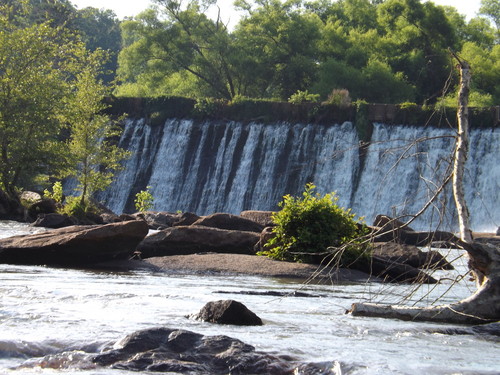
left=350, top=55, right=500, bottom=325
left=452, top=56, right=473, bottom=244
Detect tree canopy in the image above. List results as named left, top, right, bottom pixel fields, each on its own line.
left=115, top=0, right=499, bottom=105
left=0, top=1, right=127, bottom=206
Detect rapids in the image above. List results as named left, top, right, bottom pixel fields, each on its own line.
left=1, top=221, right=499, bottom=374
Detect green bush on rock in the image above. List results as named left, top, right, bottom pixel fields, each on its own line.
left=259, top=183, right=370, bottom=266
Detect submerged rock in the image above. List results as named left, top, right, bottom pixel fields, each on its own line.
left=430, top=322, right=500, bottom=341
left=93, top=326, right=342, bottom=374
left=0, top=220, right=149, bottom=266
left=190, top=300, right=263, bottom=326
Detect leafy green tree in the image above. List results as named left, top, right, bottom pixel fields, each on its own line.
left=63, top=49, right=130, bottom=207
left=480, top=0, right=500, bottom=30
left=233, top=0, right=323, bottom=99
left=375, top=0, right=458, bottom=103
left=440, top=41, right=500, bottom=106
left=117, top=0, right=238, bottom=99
left=0, top=3, right=82, bottom=196
left=74, top=7, right=121, bottom=83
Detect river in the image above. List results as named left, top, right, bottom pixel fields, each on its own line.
left=1, top=221, right=499, bottom=374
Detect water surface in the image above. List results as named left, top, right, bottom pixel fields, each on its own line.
left=1, top=221, right=498, bottom=374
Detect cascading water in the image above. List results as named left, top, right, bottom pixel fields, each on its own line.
left=99, top=119, right=499, bottom=232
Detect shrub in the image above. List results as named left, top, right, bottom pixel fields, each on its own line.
left=43, top=181, right=64, bottom=203
left=258, top=183, right=370, bottom=266
left=193, top=97, right=225, bottom=117
left=288, top=90, right=320, bottom=104
left=135, top=186, right=154, bottom=212
left=398, top=101, right=418, bottom=110
left=61, top=195, right=98, bottom=218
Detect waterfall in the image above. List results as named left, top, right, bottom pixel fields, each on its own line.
left=99, top=119, right=499, bottom=232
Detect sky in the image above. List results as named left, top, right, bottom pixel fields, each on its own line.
left=70, top=0, right=483, bottom=22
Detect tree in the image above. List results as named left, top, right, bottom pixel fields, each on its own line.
left=349, top=57, right=500, bottom=324
left=479, top=0, right=500, bottom=31
left=233, top=0, right=323, bottom=99
left=116, top=0, right=238, bottom=99
left=63, top=49, right=130, bottom=208
left=74, top=7, right=122, bottom=83
left=376, top=0, right=458, bottom=103
left=0, top=3, right=81, bottom=196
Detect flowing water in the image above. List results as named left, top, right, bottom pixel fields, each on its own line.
left=1, top=221, right=499, bottom=374
left=97, top=120, right=500, bottom=232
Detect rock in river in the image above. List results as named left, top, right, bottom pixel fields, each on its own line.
left=92, top=326, right=342, bottom=374
left=0, top=220, right=149, bottom=266
left=190, top=300, right=263, bottom=326
left=137, top=225, right=260, bottom=258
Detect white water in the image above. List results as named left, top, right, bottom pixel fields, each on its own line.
left=1, top=221, right=499, bottom=374
left=99, top=120, right=499, bottom=232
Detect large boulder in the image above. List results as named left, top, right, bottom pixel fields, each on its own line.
left=240, top=210, right=275, bottom=227
left=192, top=213, right=264, bottom=233
left=172, top=212, right=200, bottom=226
left=399, top=230, right=460, bottom=246
left=26, top=199, right=58, bottom=221
left=92, top=327, right=338, bottom=374
left=132, top=211, right=200, bottom=229
left=369, top=257, right=438, bottom=284
left=31, top=213, right=78, bottom=229
left=373, top=242, right=453, bottom=270
left=371, top=215, right=459, bottom=246
left=0, top=220, right=149, bottom=266
left=190, top=300, right=263, bottom=326
left=137, top=226, right=260, bottom=258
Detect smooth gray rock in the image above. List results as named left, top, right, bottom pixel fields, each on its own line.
left=137, top=225, right=260, bottom=258
left=0, top=220, right=149, bottom=266
left=192, top=213, right=264, bottom=233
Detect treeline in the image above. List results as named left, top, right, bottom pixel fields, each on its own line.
left=116, top=0, right=500, bottom=106
left=6, top=0, right=499, bottom=107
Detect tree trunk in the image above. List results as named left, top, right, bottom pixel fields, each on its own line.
left=350, top=55, right=500, bottom=325
left=350, top=241, right=500, bottom=324
left=452, top=58, right=473, bottom=244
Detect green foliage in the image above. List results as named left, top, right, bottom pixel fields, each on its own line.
left=193, top=98, right=225, bottom=118
left=288, top=90, right=320, bottom=104
left=62, top=48, right=130, bottom=206
left=354, top=100, right=372, bottom=143
left=61, top=195, right=98, bottom=218
left=398, top=101, right=418, bottom=110
left=109, top=0, right=499, bottom=106
left=258, top=183, right=370, bottom=266
left=43, top=181, right=64, bottom=203
left=0, top=2, right=86, bottom=195
left=134, top=187, right=154, bottom=212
